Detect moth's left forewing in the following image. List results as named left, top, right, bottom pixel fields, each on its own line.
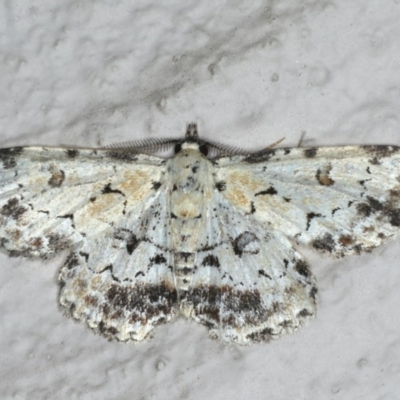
left=215, top=145, right=400, bottom=258
left=0, top=146, right=165, bottom=258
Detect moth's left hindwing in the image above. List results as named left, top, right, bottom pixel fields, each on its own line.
left=0, top=147, right=178, bottom=341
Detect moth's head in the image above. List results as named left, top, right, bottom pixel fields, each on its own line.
left=174, top=123, right=209, bottom=157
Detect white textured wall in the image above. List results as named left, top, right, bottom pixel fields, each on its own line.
left=1, top=1, right=400, bottom=399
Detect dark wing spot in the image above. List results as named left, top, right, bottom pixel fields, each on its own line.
left=304, top=148, right=318, bottom=158
left=84, top=295, right=98, bottom=307
left=332, top=207, right=340, bottom=216
left=306, top=212, right=322, bottom=230
left=67, top=149, right=79, bottom=158
left=102, top=183, right=125, bottom=196
left=312, top=232, right=336, bottom=253
left=358, top=179, right=372, bottom=189
left=297, top=309, right=313, bottom=318
left=114, top=230, right=140, bottom=255
left=309, top=286, right=318, bottom=300
left=202, top=254, right=220, bottom=269
left=356, top=196, right=385, bottom=218
left=0, top=198, right=27, bottom=219
left=369, top=157, right=380, bottom=165
left=258, top=270, right=272, bottom=280
left=389, top=188, right=400, bottom=199
left=216, top=181, right=226, bottom=191
left=126, top=235, right=139, bottom=255
left=0, top=147, right=23, bottom=169
left=362, top=145, right=400, bottom=165
left=79, top=251, right=89, bottom=262
left=97, top=322, right=119, bottom=338
left=64, top=253, right=80, bottom=269
left=151, top=181, right=162, bottom=190
left=246, top=327, right=273, bottom=342
left=29, top=237, right=43, bottom=248
left=388, top=209, right=400, bottom=227
left=316, top=164, right=334, bottom=186
left=57, top=213, right=75, bottom=228
left=338, top=235, right=354, bottom=247
left=48, top=169, right=65, bottom=187
left=356, top=191, right=400, bottom=227
left=356, top=202, right=372, bottom=217
left=232, top=232, right=259, bottom=257
left=362, top=145, right=400, bottom=158
left=47, top=233, right=70, bottom=253
left=366, top=196, right=384, bottom=212
left=150, top=254, right=167, bottom=265
left=294, top=260, right=310, bottom=278
left=255, top=186, right=278, bottom=196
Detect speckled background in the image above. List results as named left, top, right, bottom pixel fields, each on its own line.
left=1, top=1, right=400, bottom=399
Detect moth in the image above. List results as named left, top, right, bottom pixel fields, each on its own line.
left=0, top=124, right=399, bottom=345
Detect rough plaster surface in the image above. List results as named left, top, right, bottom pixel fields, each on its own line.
left=0, top=1, right=400, bottom=399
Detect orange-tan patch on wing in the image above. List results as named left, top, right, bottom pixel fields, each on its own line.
left=223, top=171, right=264, bottom=210
left=228, top=171, right=264, bottom=192
left=117, top=170, right=156, bottom=201
left=74, top=193, right=125, bottom=227
left=30, top=174, right=50, bottom=189
left=224, top=187, right=250, bottom=209
left=84, top=194, right=124, bottom=218
left=254, top=195, right=293, bottom=213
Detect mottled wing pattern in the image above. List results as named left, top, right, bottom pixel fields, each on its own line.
left=187, top=194, right=317, bottom=345
left=215, top=145, right=400, bottom=257
left=0, top=147, right=178, bottom=341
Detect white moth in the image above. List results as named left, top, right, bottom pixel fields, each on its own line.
left=0, top=124, right=399, bottom=345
